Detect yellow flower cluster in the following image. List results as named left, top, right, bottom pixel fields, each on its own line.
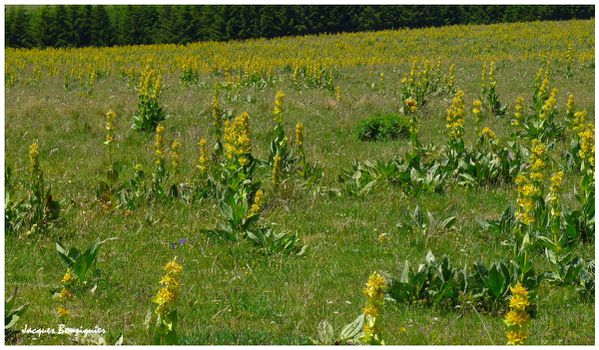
left=488, top=61, right=496, bottom=89
left=56, top=268, right=76, bottom=318
left=57, top=306, right=70, bottom=318
left=362, top=272, right=388, bottom=344
left=511, top=96, right=525, bottom=126
left=170, top=139, right=182, bottom=173
left=529, top=139, right=547, bottom=183
left=7, top=20, right=594, bottom=84
left=154, top=124, right=165, bottom=167
left=273, top=90, right=286, bottom=124
left=139, top=65, right=161, bottom=99
left=539, top=88, right=557, bottom=120
left=134, top=163, right=144, bottom=176
left=153, top=257, right=182, bottom=315
left=62, top=269, right=75, bottom=285
left=197, top=137, right=209, bottom=177
left=505, top=282, right=531, bottom=345
left=29, top=142, right=40, bottom=176
left=534, top=68, right=543, bottom=89
left=405, top=97, right=417, bottom=113
left=272, top=154, right=282, bottom=187
left=578, top=123, right=595, bottom=171
left=447, top=64, right=455, bottom=91
left=480, top=126, right=497, bottom=141
left=105, top=110, right=116, bottom=146
left=548, top=171, right=564, bottom=218
left=224, top=112, right=252, bottom=167
left=248, top=189, right=264, bottom=217
left=335, top=85, right=341, bottom=102
left=566, top=94, right=575, bottom=117
left=572, top=110, right=587, bottom=135
left=472, top=99, right=483, bottom=120
left=515, top=175, right=538, bottom=226
left=446, top=90, right=465, bottom=140
left=537, top=74, right=549, bottom=101
left=295, top=122, right=304, bottom=147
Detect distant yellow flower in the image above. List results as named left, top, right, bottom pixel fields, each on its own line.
left=154, top=124, right=165, bottom=167
left=170, top=139, right=182, bottom=172
left=57, top=306, right=70, bottom=317
left=224, top=112, right=252, bottom=167
left=335, top=85, right=341, bottom=102
left=504, top=310, right=529, bottom=327
left=572, top=110, right=587, bottom=134
left=363, top=272, right=387, bottom=299
left=153, top=287, right=176, bottom=307
left=62, top=269, right=75, bottom=285
left=505, top=282, right=530, bottom=345
left=59, top=288, right=73, bottom=300
left=539, top=88, right=557, bottom=120
left=405, top=98, right=417, bottom=112
left=507, top=330, right=527, bottom=345
left=446, top=90, right=465, bottom=140
left=509, top=294, right=530, bottom=311
left=164, top=257, right=183, bottom=275
left=29, top=142, right=40, bottom=175
left=363, top=303, right=381, bottom=317
left=512, top=96, right=525, bottom=126
left=566, top=94, right=575, bottom=116
left=480, top=126, right=497, bottom=140
left=159, top=274, right=180, bottom=288
left=248, top=189, right=264, bottom=217
left=472, top=99, right=483, bottom=119
left=488, top=61, right=496, bottom=88
left=295, top=122, right=304, bottom=147
left=273, top=90, right=286, bottom=124
left=578, top=124, right=595, bottom=170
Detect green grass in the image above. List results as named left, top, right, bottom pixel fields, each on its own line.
left=5, top=24, right=595, bottom=345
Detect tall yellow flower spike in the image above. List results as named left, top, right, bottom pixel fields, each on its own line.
left=505, top=282, right=530, bottom=345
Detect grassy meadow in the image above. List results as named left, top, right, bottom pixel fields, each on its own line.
left=4, top=19, right=595, bottom=345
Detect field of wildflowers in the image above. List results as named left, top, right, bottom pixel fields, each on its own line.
left=4, top=19, right=595, bottom=345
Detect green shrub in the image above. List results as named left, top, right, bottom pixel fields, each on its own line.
left=355, top=113, right=410, bottom=141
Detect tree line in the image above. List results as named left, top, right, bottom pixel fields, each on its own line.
left=5, top=5, right=595, bottom=48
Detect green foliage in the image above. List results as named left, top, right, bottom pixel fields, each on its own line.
left=6, top=5, right=594, bottom=48
left=132, top=98, right=167, bottom=132
left=355, top=113, right=410, bottom=141
left=145, top=309, right=179, bottom=345
left=5, top=154, right=60, bottom=237
left=405, top=205, right=457, bottom=236
left=180, top=65, right=199, bottom=86
left=387, top=251, right=542, bottom=312
left=55, top=239, right=105, bottom=284
left=5, top=287, right=29, bottom=344
left=312, top=315, right=365, bottom=345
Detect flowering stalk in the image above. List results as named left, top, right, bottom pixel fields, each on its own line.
left=511, top=96, right=525, bottom=127
left=148, top=257, right=183, bottom=345
left=505, top=282, right=531, bottom=345
left=446, top=89, right=465, bottom=151
left=170, top=139, right=182, bottom=175
left=472, top=99, right=483, bottom=120
left=360, top=272, right=387, bottom=345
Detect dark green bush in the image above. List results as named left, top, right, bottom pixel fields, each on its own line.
left=355, top=113, right=410, bottom=141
